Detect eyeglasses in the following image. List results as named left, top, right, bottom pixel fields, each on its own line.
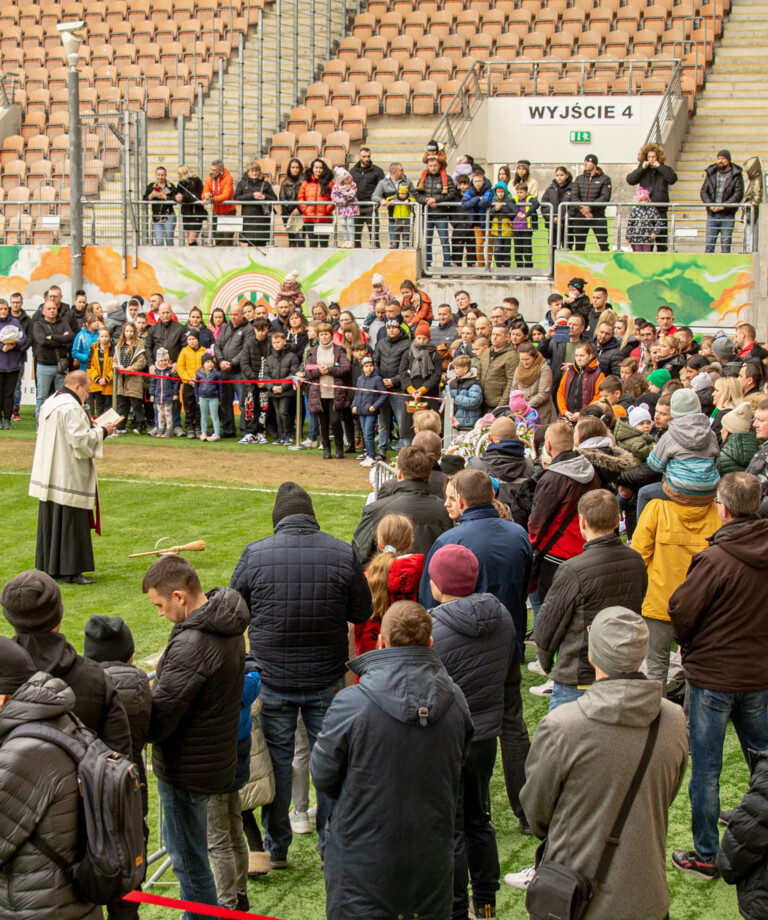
left=714, top=498, right=724, bottom=506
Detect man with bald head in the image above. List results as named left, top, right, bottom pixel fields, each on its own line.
left=214, top=303, right=255, bottom=439
left=377, top=430, right=447, bottom=499
left=30, top=370, right=116, bottom=583
left=467, top=417, right=534, bottom=483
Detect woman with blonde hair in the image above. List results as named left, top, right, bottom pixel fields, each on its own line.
left=711, top=375, right=743, bottom=440
left=175, top=164, right=206, bottom=246
left=614, top=314, right=637, bottom=354
left=357, top=514, right=424, bottom=656
left=656, top=334, right=685, bottom=379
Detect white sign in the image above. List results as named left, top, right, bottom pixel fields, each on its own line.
left=520, top=97, right=641, bottom=125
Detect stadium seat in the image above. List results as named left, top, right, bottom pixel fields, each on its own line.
left=351, top=12, right=376, bottom=39
left=6, top=213, right=32, bottom=244
left=362, top=35, right=390, bottom=65
left=1, top=159, right=26, bottom=192
left=349, top=60, right=375, bottom=87
left=323, top=130, right=350, bottom=166
left=401, top=59, right=428, bottom=86
left=375, top=58, right=401, bottom=88
left=357, top=80, right=384, bottom=115
left=4, top=187, right=29, bottom=219
left=305, top=82, right=331, bottom=111
left=340, top=105, right=367, bottom=141
left=322, top=60, right=348, bottom=89
left=428, top=56, right=455, bottom=83
left=27, top=159, right=53, bottom=193
left=314, top=105, right=341, bottom=138
left=146, top=86, right=170, bottom=118
left=296, top=131, right=323, bottom=163
left=22, top=113, right=47, bottom=143
left=379, top=11, right=404, bottom=38
left=0, top=136, right=25, bottom=169
left=287, top=105, right=314, bottom=136
left=24, top=134, right=50, bottom=166
left=330, top=82, right=358, bottom=109
left=389, top=35, right=415, bottom=63
left=411, top=79, right=438, bottom=114
left=338, top=36, right=363, bottom=66
left=270, top=132, right=297, bottom=161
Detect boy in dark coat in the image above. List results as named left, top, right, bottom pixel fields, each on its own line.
left=351, top=355, right=387, bottom=466
left=429, top=545, right=515, bottom=920
left=311, top=600, right=474, bottom=920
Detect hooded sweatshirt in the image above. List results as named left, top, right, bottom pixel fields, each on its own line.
left=647, top=414, right=720, bottom=503
left=311, top=646, right=474, bottom=920
left=467, top=437, right=534, bottom=482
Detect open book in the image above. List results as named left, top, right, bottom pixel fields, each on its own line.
left=94, top=408, right=124, bottom=428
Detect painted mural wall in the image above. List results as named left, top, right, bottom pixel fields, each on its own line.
left=554, top=251, right=756, bottom=326
left=0, top=245, right=419, bottom=318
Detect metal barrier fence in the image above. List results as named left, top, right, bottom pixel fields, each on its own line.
left=558, top=200, right=758, bottom=255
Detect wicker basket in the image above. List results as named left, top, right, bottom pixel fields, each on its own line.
left=405, top=398, right=429, bottom=414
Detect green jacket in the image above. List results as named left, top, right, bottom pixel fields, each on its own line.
left=719, top=430, right=759, bottom=474
left=614, top=419, right=655, bottom=461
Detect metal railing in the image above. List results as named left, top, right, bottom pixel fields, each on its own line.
left=644, top=60, right=684, bottom=145
left=433, top=58, right=687, bottom=155
left=419, top=201, right=555, bottom=278
left=559, top=200, right=758, bottom=254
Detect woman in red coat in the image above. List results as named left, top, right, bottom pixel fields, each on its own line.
left=298, top=159, right=335, bottom=248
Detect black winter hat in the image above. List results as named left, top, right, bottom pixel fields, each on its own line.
left=272, top=481, right=315, bottom=528
left=584, top=154, right=599, bottom=165
left=0, top=637, right=36, bottom=694
left=568, top=277, right=586, bottom=292
left=84, top=615, right=135, bottom=663
left=1, top=570, right=64, bottom=634
left=717, top=149, right=732, bottom=163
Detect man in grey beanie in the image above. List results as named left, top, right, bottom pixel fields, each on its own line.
left=506, top=606, right=688, bottom=912
left=701, top=150, right=744, bottom=253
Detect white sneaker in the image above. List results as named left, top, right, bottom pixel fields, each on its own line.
left=255, top=433, right=269, bottom=444
left=301, top=438, right=318, bottom=448
left=360, top=456, right=375, bottom=467
left=308, top=804, right=317, bottom=825
left=504, top=866, right=536, bottom=890
left=238, top=433, right=256, bottom=444
left=289, top=810, right=312, bottom=834
left=529, top=679, right=554, bottom=697
left=527, top=659, right=547, bottom=676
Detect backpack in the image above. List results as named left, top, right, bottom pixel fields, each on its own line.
left=8, top=716, right=146, bottom=905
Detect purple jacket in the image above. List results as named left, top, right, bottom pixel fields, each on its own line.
left=305, top=343, right=350, bottom=413
left=0, top=316, right=26, bottom=373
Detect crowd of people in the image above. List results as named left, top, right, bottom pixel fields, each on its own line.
left=137, top=142, right=762, bottom=264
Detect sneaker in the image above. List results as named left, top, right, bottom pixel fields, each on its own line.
left=269, top=856, right=288, bottom=870
left=173, top=426, right=184, bottom=437
left=11, top=408, right=21, bottom=420
left=199, top=433, right=207, bottom=441
left=504, top=866, right=536, bottom=890
left=238, top=433, right=256, bottom=444
left=187, top=430, right=196, bottom=439
left=301, top=438, right=318, bottom=448
left=208, top=434, right=220, bottom=442
left=356, top=452, right=367, bottom=460
left=133, top=428, right=144, bottom=435
left=147, top=427, right=158, bottom=437
left=360, top=456, right=375, bottom=468
left=308, top=804, right=317, bottom=825
left=160, top=432, right=172, bottom=438
left=528, top=659, right=547, bottom=676
left=529, top=679, right=554, bottom=697
left=255, top=433, right=269, bottom=444
left=289, top=810, right=312, bottom=834
left=671, top=850, right=719, bottom=880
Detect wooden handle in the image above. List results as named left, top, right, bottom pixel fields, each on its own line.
left=128, top=540, right=206, bottom=558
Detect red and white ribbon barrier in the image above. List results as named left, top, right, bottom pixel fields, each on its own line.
left=122, top=890, right=284, bottom=920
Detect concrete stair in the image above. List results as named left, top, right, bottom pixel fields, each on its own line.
left=673, top=0, right=768, bottom=200
left=356, top=114, right=445, bottom=185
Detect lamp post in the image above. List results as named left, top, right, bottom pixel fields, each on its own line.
left=57, top=21, right=84, bottom=297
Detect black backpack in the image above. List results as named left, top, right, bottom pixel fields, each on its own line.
left=9, top=716, right=146, bottom=905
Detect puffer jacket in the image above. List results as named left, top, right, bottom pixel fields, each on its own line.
left=148, top=368, right=179, bottom=403
left=352, top=369, right=387, bottom=414
left=86, top=343, right=114, bottom=395
left=298, top=176, right=334, bottom=223
left=449, top=371, right=483, bottom=428
left=632, top=499, right=721, bottom=623
left=71, top=326, right=98, bottom=366
left=528, top=451, right=602, bottom=561
left=99, top=660, right=152, bottom=814
left=614, top=419, right=655, bottom=461
left=194, top=368, right=223, bottom=399
left=14, top=631, right=130, bottom=756
left=265, top=349, right=299, bottom=392
left=468, top=438, right=534, bottom=482
left=647, top=415, right=720, bottom=503
left=231, top=514, right=372, bottom=690
left=311, top=647, right=473, bottom=920
left=414, top=170, right=458, bottom=209
left=239, top=696, right=276, bottom=811
left=431, top=593, right=515, bottom=741
left=569, top=168, right=612, bottom=218
left=626, top=161, right=678, bottom=204
left=534, top=534, right=648, bottom=685
left=700, top=161, right=744, bottom=215
left=742, top=156, right=763, bottom=219
left=149, top=586, right=248, bottom=794
left=461, top=178, right=492, bottom=227
left=353, top=479, right=453, bottom=566
left=478, top=343, right=519, bottom=409
left=373, top=331, right=410, bottom=389
left=146, top=319, right=184, bottom=364
left=0, top=673, right=101, bottom=920
left=717, top=748, right=768, bottom=920
left=746, top=441, right=768, bottom=517
left=213, top=320, right=254, bottom=375
left=557, top=359, right=604, bottom=415
left=720, top=430, right=759, bottom=474
left=176, top=344, right=207, bottom=384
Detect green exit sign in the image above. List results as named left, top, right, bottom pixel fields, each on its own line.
left=570, top=131, right=592, bottom=143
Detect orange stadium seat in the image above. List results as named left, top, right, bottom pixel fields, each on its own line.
left=383, top=80, right=410, bottom=115
left=340, top=105, right=367, bottom=141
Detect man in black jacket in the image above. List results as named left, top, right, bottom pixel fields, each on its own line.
left=311, top=600, right=474, bottom=920
left=569, top=154, right=612, bottom=252
left=534, top=490, right=647, bottom=709
left=144, top=554, right=248, bottom=915
left=32, top=298, right=74, bottom=418
left=352, top=446, right=453, bottom=565
left=538, top=313, right=590, bottom=399
left=146, top=302, right=186, bottom=435
left=467, top=416, right=534, bottom=483
left=701, top=150, right=744, bottom=254
left=626, top=143, right=678, bottom=251
left=214, top=303, right=255, bottom=439
left=230, top=482, right=372, bottom=868
left=2, top=570, right=131, bottom=757
left=415, top=156, right=458, bottom=269
left=373, top=319, right=411, bottom=457
left=350, top=147, right=384, bottom=248
left=593, top=321, right=624, bottom=377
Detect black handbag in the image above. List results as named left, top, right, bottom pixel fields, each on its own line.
left=526, top=712, right=661, bottom=920
left=529, top=503, right=580, bottom=586
left=57, top=355, right=70, bottom=375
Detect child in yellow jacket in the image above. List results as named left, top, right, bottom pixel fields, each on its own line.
left=87, top=325, right=114, bottom=415
left=176, top=329, right=208, bottom=437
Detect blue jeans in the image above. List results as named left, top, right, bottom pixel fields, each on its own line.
left=152, top=214, right=177, bottom=245
left=35, top=363, right=65, bottom=417
left=156, top=777, right=218, bottom=920
left=258, top=680, right=344, bottom=860
left=358, top=410, right=377, bottom=458
left=688, top=685, right=768, bottom=859
left=378, top=393, right=400, bottom=452
left=425, top=214, right=451, bottom=267
left=14, top=367, right=22, bottom=408
left=705, top=213, right=735, bottom=253
left=636, top=481, right=668, bottom=522
left=529, top=590, right=541, bottom=630
left=548, top=681, right=588, bottom=713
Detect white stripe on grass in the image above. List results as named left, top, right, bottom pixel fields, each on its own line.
left=0, top=470, right=368, bottom=498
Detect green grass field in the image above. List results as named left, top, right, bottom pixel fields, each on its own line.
left=0, top=469, right=745, bottom=920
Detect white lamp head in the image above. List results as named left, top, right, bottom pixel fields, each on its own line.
left=56, top=20, right=84, bottom=64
